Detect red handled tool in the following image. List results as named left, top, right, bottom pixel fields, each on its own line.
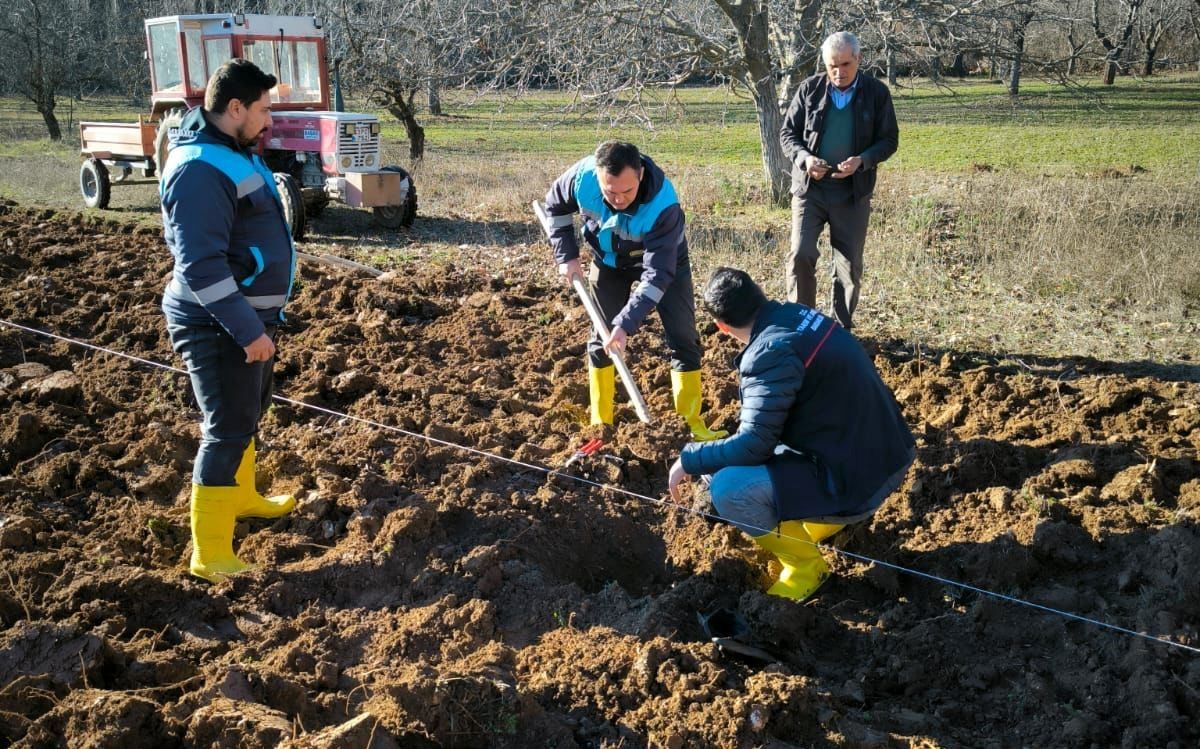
left=564, top=438, right=605, bottom=468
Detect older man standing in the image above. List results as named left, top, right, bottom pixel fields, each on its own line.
left=780, top=31, right=898, bottom=330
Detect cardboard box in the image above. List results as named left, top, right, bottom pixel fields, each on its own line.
left=344, top=171, right=403, bottom=208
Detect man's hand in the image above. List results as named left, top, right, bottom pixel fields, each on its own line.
left=243, top=334, right=275, bottom=363
left=804, top=155, right=831, bottom=180
left=557, top=259, right=582, bottom=286
left=603, top=326, right=627, bottom=357
left=830, top=156, right=863, bottom=179
left=667, top=457, right=690, bottom=505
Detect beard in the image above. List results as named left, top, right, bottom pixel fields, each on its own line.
left=237, top=125, right=268, bottom=147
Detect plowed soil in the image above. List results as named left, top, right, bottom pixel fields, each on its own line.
left=1, top=199, right=1198, bottom=748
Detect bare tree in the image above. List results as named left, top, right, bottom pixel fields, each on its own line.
left=1093, top=0, right=1146, bottom=83
left=656, top=0, right=796, bottom=202
left=1191, top=0, right=1200, bottom=70
left=324, top=0, right=547, bottom=160
left=0, top=0, right=96, bottom=139
left=1060, top=0, right=1099, bottom=74
left=1135, top=0, right=1188, bottom=74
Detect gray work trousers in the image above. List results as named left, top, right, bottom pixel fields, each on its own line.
left=786, top=186, right=872, bottom=330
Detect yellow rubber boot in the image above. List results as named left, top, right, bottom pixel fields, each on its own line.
left=589, top=363, right=615, bottom=425
left=234, top=441, right=295, bottom=519
left=803, top=522, right=844, bottom=544
left=751, top=520, right=829, bottom=601
left=671, top=369, right=728, bottom=441
left=190, top=484, right=251, bottom=583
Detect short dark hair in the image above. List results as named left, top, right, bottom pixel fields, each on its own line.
left=703, top=267, right=767, bottom=327
left=594, top=141, right=642, bottom=175
left=205, top=59, right=277, bottom=114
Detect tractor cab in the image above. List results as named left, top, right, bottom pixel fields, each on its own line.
left=144, top=13, right=329, bottom=117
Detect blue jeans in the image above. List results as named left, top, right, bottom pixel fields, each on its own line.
left=167, top=321, right=276, bottom=486
left=709, top=465, right=777, bottom=537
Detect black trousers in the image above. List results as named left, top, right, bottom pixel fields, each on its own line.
left=167, top=321, right=276, bottom=486
left=586, top=260, right=702, bottom=372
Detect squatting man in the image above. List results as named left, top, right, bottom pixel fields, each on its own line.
left=668, top=268, right=915, bottom=600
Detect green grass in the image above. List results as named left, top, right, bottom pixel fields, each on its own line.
left=0, top=75, right=1197, bottom=368
left=3, top=74, right=1196, bottom=171
left=414, top=75, right=1200, bottom=173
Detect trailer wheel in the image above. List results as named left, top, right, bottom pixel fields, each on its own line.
left=80, top=158, right=111, bottom=209
left=372, top=165, right=417, bottom=228
left=153, top=108, right=185, bottom=177
left=273, top=172, right=306, bottom=241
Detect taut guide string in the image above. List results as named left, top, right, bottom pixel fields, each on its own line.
left=2, top=318, right=1197, bottom=656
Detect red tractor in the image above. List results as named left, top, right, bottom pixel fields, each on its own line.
left=77, top=12, right=417, bottom=238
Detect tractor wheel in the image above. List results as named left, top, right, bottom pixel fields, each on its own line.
left=273, top=172, right=306, bottom=241
left=302, top=187, right=329, bottom=218
left=153, top=108, right=185, bottom=177
left=80, top=158, right=111, bottom=209
left=372, top=165, right=417, bottom=229
left=305, top=196, right=329, bottom=218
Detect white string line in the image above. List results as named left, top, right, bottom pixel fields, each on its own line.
left=3, top=318, right=1198, bottom=656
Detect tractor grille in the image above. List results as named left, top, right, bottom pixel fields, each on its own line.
left=338, top=123, right=381, bottom=170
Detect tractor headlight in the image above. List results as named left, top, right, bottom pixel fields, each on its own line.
left=342, top=123, right=354, bottom=136
left=370, top=122, right=380, bottom=136
left=340, top=156, right=352, bottom=169
left=365, top=154, right=376, bottom=167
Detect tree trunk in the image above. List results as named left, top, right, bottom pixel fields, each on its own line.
left=730, top=0, right=790, bottom=204
left=1142, top=47, right=1155, bottom=76
left=427, top=81, right=442, bottom=116
left=1007, top=14, right=1031, bottom=97
left=950, top=52, right=966, bottom=78
left=783, top=0, right=822, bottom=100
left=381, top=85, right=425, bottom=160
left=749, top=77, right=790, bottom=205
left=887, top=47, right=898, bottom=85
left=1103, top=53, right=1119, bottom=84
left=39, top=108, right=61, bottom=141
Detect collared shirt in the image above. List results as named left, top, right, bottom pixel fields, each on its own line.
left=829, top=74, right=859, bottom=110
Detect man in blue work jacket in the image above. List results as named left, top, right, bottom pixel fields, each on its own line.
left=668, top=267, right=915, bottom=600
left=544, top=141, right=723, bottom=440
left=160, top=59, right=297, bottom=583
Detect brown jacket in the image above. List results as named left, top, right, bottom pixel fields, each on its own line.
left=779, top=72, right=899, bottom=201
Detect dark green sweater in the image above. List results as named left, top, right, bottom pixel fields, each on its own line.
left=817, top=102, right=854, bottom=171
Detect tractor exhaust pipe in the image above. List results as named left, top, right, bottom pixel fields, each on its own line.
left=333, top=57, right=345, bottom=112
